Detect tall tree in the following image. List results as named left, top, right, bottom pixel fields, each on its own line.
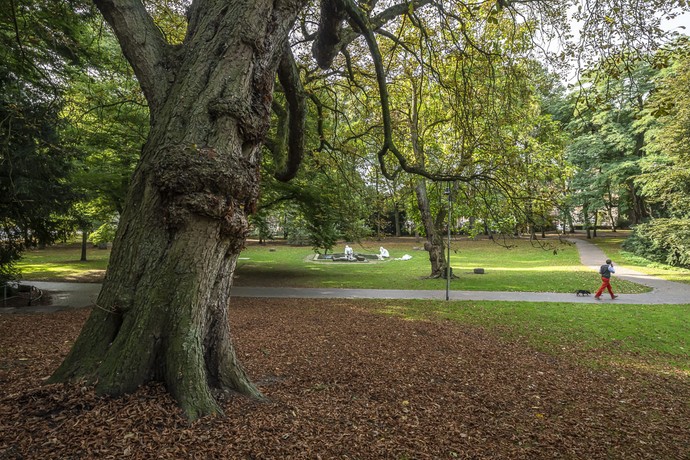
left=1, top=0, right=96, bottom=263
left=47, top=0, right=689, bottom=419
left=636, top=37, right=690, bottom=218
left=566, top=58, right=657, bottom=233
left=623, top=38, right=690, bottom=268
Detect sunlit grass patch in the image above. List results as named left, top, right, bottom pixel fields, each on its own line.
left=16, top=236, right=653, bottom=294
left=16, top=245, right=110, bottom=281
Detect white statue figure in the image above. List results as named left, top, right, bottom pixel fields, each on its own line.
left=344, top=244, right=354, bottom=260
left=379, top=247, right=389, bottom=258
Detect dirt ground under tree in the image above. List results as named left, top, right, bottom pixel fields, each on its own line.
left=1, top=298, right=688, bottom=459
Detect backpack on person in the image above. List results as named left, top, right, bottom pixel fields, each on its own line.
left=599, top=264, right=609, bottom=275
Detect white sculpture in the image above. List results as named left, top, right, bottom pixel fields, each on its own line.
left=344, top=244, right=354, bottom=260
left=379, top=247, right=389, bottom=258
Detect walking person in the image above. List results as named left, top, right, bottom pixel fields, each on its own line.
left=595, top=258, right=618, bottom=300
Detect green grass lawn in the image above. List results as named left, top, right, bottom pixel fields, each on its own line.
left=588, top=231, right=690, bottom=285
left=234, top=237, right=650, bottom=293
left=15, top=236, right=654, bottom=293
left=371, top=298, right=690, bottom=375
left=13, top=237, right=689, bottom=376
left=15, top=244, right=110, bottom=282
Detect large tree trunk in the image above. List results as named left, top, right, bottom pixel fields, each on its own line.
left=50, top=0, right=302, bottom=419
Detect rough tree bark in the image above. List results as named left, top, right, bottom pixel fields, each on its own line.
left=50, top=0, right=305, bottom=419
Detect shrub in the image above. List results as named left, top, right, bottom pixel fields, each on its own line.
left=0, top=224, right=23, bottom=285
left=623, top=218, right=690, bottom=268
left=89, top=222, right=118, bottom=246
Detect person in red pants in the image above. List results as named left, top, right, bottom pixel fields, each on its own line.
left=595, top=258, right=618, bottom=300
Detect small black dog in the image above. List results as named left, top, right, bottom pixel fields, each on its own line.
left=575, top=290, right=591, bottom=296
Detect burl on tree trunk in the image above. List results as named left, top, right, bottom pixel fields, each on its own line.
left=50, top=0, right=304, bottom=419
left=50, top=138, right=264, bottom=419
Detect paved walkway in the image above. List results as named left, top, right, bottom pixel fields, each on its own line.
left=1, top=281, right=101, bottom=313
left=206, top=239, right=690, bottom=304
left=568, top=237, right=690, bottom=304
left=3, top=238, right=689, bottom=313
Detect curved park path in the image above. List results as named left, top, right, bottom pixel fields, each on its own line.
left=6, top=238, right=690, bottom=313
left=234, top=238, right=690, bottom=304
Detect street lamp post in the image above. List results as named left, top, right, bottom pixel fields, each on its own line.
left=445, top=183, right=452, bottom=301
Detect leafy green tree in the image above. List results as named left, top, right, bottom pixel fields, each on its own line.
left=2, top=1, right=144, bottom=272
left=625, top=38, right=690, bottom=267
left=259, top=67, right=375, bottom=252
left=62, top=28, right=148, bottom=257
left=566, top=57, right=658, bottom=235
left=371, top=9, right=568, bottom=275
left=258, top=160, right=373, bottom=253
left=636, top=38, right=690, bottom=218
left=0, top=62, right=78, bottom=250
left=1, top=0, right=104, bottom=274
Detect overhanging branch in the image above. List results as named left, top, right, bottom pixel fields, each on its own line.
left=312, top=0, right=348, bottom=68
left=340, top=0, right=491, bottom=183
left=94, top=0, right=172, bottom=112
left=311, top=0, right=434, bottom=69
left=274, top=45, right=306, bottom=182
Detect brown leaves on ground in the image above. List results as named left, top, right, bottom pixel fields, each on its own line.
left=1, top=299, right=689, bottom=459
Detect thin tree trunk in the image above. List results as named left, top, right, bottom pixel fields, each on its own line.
left=607, top=205, right=617, bottom=232
left=408, top=75, right=448, bottom=277
left=414, top=180, right=447, bottom=277
left=409, top=82, right=446, bottom=277
left=584, top=203, right=591, bottom=239
left=393, top=202, right=401, bottom=237
left=80, top=230, right=88, bottom=262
